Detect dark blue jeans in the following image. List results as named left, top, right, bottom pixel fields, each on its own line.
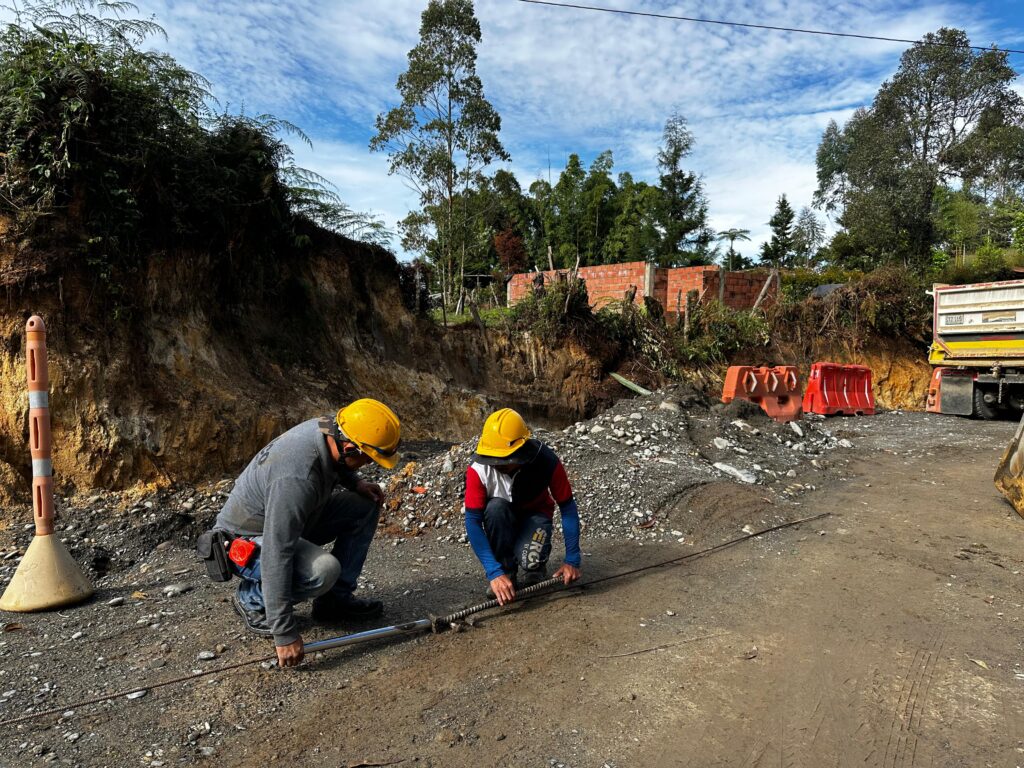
left=482, top=497, right=553, bottom=577
left=234, top=491, right=380, bottom=613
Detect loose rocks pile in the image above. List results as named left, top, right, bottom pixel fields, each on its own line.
left=372, top=384, right=857, bottom=546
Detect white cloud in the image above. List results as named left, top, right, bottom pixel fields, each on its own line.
left=7, top=0, right=1020, bottom=260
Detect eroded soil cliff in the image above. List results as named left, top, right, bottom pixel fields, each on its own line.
left=0, top=228, right=617, bottom=506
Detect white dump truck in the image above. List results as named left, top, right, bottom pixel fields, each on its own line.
left=927, top=279, right=1024, bottom=418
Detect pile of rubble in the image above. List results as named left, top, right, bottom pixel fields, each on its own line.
left=374, top=384, right=857, bottom=545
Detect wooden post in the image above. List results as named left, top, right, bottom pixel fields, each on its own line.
left=718, top=265, right=726, bottom=304
left=683, top=289, right=697, bottom=343
left=547, top=244, right=555, bottom=272
left=753, top=269, right=779, bottom=311
left=675, top=289, right=683, bottom=328
left=469, top=301, right=489, bottom=353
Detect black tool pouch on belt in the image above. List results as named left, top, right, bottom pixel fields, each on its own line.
left=196, top=530, right=233, bottom=582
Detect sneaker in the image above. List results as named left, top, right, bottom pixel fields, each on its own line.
left=232, top=593, right=274, bottom=637
left=312, top=593, right=384, bottom=622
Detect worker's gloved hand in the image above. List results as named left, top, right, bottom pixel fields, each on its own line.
left=276, top=637, right=305, bottom=668
left=489, top=574, right=516, bottom=605
left=355, top=479, right=385, bottom=505
left=553, top=563, right=581, bottom=585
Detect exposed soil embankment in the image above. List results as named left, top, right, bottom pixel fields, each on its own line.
left=0, top=227, right=616, bottom=505
left=775, top=337, right=932, bottom=411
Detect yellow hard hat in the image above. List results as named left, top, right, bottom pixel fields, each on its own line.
left=336, top=399, right=401, bottom=469
left=475, top=408, right=531, bottom=460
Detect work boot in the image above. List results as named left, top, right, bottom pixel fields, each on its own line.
left=232, top=593, right=274, bottom=638
left=312, top=592, right=384, bottom=622
left=519, top=566, right=548, bottom=589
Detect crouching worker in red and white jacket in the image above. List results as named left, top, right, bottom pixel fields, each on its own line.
left=463, top=408, right=582, bottom=605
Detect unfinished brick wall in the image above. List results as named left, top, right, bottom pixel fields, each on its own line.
left=699, top=270, right=775, bottom=311
left=507, top=262, right=649, bottom=308
left=666, top=266, right=719, bottom=312
left=507, top=261, right=775, bottom=313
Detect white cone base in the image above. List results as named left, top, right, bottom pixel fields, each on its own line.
left=0, top=534, right=94, bottom=612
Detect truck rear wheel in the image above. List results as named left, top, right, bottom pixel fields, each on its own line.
left=973, top=386, right=999, bottom=420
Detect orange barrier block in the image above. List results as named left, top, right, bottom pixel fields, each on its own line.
left=722, top=365, right=803, bottom=423
left=802, top=363, right=875, bottom=416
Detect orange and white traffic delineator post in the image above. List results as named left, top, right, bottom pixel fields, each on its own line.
left=0, top=316, right=93, bottom=612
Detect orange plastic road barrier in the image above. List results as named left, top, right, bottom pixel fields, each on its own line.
left=802, top=363, right=876, bottom=416
left=721, top=365, right=803, bottom=423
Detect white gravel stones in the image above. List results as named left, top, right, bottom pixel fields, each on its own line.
left=714, top=462, right=757, bottom=484
left=197, top=651, right=216, bottom=661
left=347, top=384, right=863, bottom=545
left=790, top=422, right=804, bottom=437
left=106, top=597, right=125, bottom=607
left=162, top=583, right=192, bottom=597
left=125, top=690, right=147, bottom=700
left=731, top=419, right=760, bottom=435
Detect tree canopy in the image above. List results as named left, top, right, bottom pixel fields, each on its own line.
left=814, top=27, right=1024, bottom=273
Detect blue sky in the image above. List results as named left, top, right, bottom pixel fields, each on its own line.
left=108, top=2, right=1024, bottom=257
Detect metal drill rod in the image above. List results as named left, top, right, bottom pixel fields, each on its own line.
left=0, top=512, right=828, bottom=727
left=303, top=619, right=434, bottom=653
left=303, top=576, right=566, bottom=653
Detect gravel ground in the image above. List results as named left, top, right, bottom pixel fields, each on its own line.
left=0, top=397, right=1016, bottom=766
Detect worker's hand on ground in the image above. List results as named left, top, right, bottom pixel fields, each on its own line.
left=276, top=637, right=304, bottom=668
left=553, top=563, right=581, bottom=585
left=355, top=479, right=385, bottom=505
left=490, top=574, right=516, bottom=605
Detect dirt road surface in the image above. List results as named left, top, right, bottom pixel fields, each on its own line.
left=2, top=412, right=1023, bottom=767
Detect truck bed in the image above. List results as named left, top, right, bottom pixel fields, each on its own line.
left=929, top=280, right=1024, bottom=366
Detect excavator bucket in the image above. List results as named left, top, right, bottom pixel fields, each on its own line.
left=994, top=412, right=1024, bottom=519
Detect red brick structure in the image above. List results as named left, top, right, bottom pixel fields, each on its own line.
left=507, top=261, right=774, bottom=314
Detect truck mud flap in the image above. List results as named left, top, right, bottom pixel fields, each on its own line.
left=994, top=412, right=1024, bottom=519
left=938, top=374, right=974, bottom=415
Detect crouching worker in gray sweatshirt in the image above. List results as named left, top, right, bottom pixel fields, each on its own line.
left=212, top=399, right=401, bottom=668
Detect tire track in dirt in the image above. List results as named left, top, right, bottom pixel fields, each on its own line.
left=881, top=628, right=946, bottom=768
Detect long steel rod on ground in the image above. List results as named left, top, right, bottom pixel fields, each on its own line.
left=303, top=619, right=434, bottom=653
left=0, top=511, right=828, bottom=727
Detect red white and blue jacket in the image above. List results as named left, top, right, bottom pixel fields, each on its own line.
left=463, top=441, right=581, bottom=579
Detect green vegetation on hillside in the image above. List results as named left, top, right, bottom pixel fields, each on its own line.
left=0, top=0, right=389, bottom=304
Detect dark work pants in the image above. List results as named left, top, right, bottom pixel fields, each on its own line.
left=482, top=497, right=553, bottom=576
